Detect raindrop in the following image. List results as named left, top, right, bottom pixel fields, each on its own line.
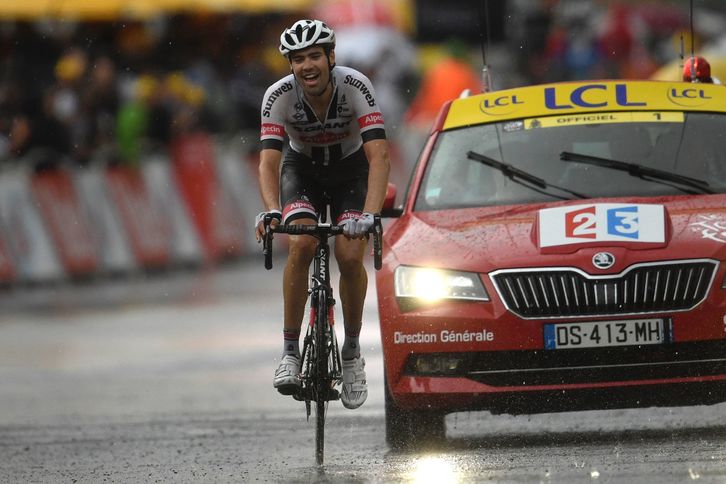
left=590, top=469, right=600, bottom=479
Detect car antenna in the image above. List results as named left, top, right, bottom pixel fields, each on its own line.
left=688, top=0, right=696, bottom=82
left=478, top=0, right=493, bottom=92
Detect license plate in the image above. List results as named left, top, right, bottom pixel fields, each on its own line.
left=544, top=318, right=666, bottom=350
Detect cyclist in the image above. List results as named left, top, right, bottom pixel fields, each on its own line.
left=254, top=19, right=390, bottom=409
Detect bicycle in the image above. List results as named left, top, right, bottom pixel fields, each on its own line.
left=262, top=212, right=382, bottom=465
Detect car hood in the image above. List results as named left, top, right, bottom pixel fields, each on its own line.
left=387, top=195, right=726, bottom=274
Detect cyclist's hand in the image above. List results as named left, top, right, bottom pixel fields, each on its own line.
left=255, top=209, right=282, bottom=242
left=341, top=212, right=375, bottom=239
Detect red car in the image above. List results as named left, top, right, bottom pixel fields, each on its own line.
left=376, top=79, right=726, bottom=448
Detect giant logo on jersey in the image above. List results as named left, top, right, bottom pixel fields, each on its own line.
left=538, top=203, right=665, bottom=248
left=299, top=132, right=349, bottom=144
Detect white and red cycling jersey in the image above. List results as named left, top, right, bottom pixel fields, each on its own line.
left=260, top=66, right=386, bottom=165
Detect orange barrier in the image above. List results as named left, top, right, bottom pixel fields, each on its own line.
left=0, top=136, right=261, bottom=284
left=171, top=132, right=244, bottom=262
left=0, top=168, right=64, bottom=283
left=0, top=236, right=14, bottom=283
left=105, top=166, right=172, bottom=269
left=31, top=169, right=99, bottom=277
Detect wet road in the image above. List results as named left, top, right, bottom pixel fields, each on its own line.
left=1, top=258, right=725, bottom=482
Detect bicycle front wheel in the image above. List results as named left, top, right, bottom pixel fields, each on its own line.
left=314, top=289, right=329, bottom=466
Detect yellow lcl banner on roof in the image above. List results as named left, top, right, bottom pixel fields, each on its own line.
left=443, top=81, right=726, bottom=131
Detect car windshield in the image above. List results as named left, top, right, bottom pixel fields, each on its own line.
left=415, top=111, right=726, bottom=210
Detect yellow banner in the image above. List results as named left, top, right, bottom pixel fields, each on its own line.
left=443, top=81, right=726, bottom=131
left=524, top=111, right=684, bottom=129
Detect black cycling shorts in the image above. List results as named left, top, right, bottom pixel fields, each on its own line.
left=280, top=147, right=369, bottom=224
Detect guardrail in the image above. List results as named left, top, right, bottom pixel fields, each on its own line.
left=0, top=131, right=262, bottom=285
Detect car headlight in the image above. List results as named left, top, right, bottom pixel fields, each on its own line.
left=394, top=266, right=489, bottom=303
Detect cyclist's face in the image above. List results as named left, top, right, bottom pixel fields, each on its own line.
left=290, top=46, right=334, bottom=97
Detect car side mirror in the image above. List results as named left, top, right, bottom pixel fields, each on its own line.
left=380, top=182, right=403, bottom=218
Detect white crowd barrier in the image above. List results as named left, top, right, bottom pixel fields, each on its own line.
left=0, top=132, right=262, bottom=285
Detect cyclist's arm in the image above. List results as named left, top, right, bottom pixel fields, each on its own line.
left=256, top=148, right=282, bottom=241
left=362, top=138, right=390, bottom=214
left=258, top=79, right=288, bottom=213
left=344, top=68, right=390, bottom=214
left=258, top=148, right=282, bottom=212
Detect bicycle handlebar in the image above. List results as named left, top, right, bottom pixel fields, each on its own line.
left=262, top=214, right=383, bottom=271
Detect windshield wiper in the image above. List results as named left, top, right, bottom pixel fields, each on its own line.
left=467, top=150, right=587, bottom=200
left=560, top=151, right=713, bottom=194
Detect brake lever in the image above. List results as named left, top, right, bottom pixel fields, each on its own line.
left=373, top=214, right=382, bottom=270
left=263, top=214, right=274, bottom=270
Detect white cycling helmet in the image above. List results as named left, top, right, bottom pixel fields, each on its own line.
left=279, top=19, right=336, bottom=56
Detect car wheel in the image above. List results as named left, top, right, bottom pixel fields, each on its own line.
left=384, top=374, right=446, bottom=450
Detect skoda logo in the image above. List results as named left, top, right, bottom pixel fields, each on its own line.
left=592, top=252, right=615, bottom=270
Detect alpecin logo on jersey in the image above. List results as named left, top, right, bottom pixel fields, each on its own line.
left=262, top=82, right=293, bottom=117
left=261, top=123, right=284, bottom=137
left=358, top=112, right=384, bottom=129
left=343, top=75, right=376, bottom=107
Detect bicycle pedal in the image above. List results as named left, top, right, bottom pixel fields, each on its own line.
left=326, top=388, right=340, bottom=401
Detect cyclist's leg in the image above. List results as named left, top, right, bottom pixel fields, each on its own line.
left=333, top=238, right=369, bottom=409
left=333, top=237, right=367, bottom=357
left=329, top=151, right=369, bottom=409
left=274, top=157, right=324, bottom=393
left=282, top=219, right=317, bottom=341
left=329, top=150, right=370, bottom=358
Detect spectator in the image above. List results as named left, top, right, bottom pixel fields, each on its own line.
left=400, top=38, right=481, bottom=184
left=29, top=86, right=73, bottom=171
left=403, top=38, right=481, bottom=130
left=81, top=55, right=120, bottom=163
left=116, top=74, right=154, bottom=167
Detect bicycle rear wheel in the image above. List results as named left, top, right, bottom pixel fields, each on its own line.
left=314, top=289, right=329, bottom=465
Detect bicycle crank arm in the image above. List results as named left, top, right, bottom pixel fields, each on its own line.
left=326, top=387, right=340, bottom=401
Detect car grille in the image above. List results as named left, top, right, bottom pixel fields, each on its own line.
left=490, top=259, right=718, bottom=319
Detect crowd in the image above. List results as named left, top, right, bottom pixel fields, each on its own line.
left=0, top=1, right=724, bottom=172
left=505, top=0, right=726, bottom=87
left=0, top=15, right=292, bottom=169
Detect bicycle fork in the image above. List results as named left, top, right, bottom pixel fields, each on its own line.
left=300, top=240, right=342, bottom=419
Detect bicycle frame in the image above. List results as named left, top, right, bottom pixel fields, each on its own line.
left=304, top=232, right=342, bottom=402
left=262, top=216, right=382, bottom=465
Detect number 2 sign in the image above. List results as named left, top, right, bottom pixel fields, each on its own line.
left=541, top=203, right=665, bottom=248
left=565, top=206, right=596, bottom=239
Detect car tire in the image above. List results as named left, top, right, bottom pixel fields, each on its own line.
left=384, top=374, right=446, bottom=450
